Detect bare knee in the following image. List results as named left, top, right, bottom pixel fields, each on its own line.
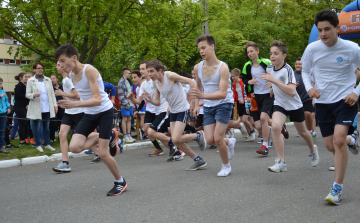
left=214, top=136, right=224, bottom=146
left=172, top=136, right=182, bottom=145
left=59, top=130, right=67, bottom=141
left=147, top=128, right=156, bottom=138
left=324, top=141, right=335, bottom=153
left=69, top=143, right=82, bottom=153
left=333, top=136, right=346, bottom=148
left=272, top=123, right=282, bottom=134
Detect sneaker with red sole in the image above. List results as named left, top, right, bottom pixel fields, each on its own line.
left=281, top=124, right=289, bottom=139
left=107, top=179, right=128, bottom=196
left=30, top=138, right=35, bottom=144
left=256, top=145, right=269, bottom=156
left=109, top=128, right=119, bottom=157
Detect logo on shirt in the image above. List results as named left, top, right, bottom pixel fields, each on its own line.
left=336, top=57, right=343, bottom=63
left=279, top=76, right=285, bottom=82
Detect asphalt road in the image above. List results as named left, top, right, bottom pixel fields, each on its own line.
left=1, top=125, right=360, bottom=223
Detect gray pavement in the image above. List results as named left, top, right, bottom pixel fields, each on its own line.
left=1, top=125, right=360, bottom=223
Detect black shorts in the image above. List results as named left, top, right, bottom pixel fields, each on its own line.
left=75, top=108, right=113, bottom=139
left=170, top=110, right=191, bottom=123
left=150, top=112, right=169, bottom=133
left=61, top=113, right=84, bottom=130
left=237, top=101, right=247, bottom=117
left=255, top=93, right=274, bottom=116
left=195, top=114, right=204, bottom=128
left=273, top=105, right=305, bottom=123
left=303, top=100, right=313, bottom=113
left=316, top=100, right=358, bottom=138
left=250, top=110, right=261, bottom=122
left=144, top=111, right=156, bottom=125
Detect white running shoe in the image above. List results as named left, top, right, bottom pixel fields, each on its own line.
left=350, top=130, right=359, bottom=155
left=227, top=138, right=236, bottom=160
left=325, top=185, right=342, bottom=205
left=309, top=145, right=319, bottom=167
left=217, top=166, right=231, bottom=177
left=128, top=136, right=136, bottom=143
left=329, top=166, right=335, bottom=171
left=268, top=158, right=287, bottom=173
left=257, top=137, right=263, bottom=144
left=240, top=123, right=247, bottom=138
left=45, top=145, right=56, bottom=151
left=36, top=146, right=44, bottom=152
left=249, top=132, right=256, bottom=141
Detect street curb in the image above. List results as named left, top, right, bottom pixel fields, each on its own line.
left=22, top=155, right=49, bottom=165
left=0, top=159, right=21, bottom=168
left=124, top=141, right=154, bottom=150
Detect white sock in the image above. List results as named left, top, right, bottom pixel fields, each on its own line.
left=117, top=139, right=122, bottom=144
left=222, top=162, right=230, bottom=168
left=263, top=142, right=268, bottom=148
left=312, top=131, right=316, bottom=136
left=333, top=182, right=343, bottom=190
left=115, top=177, right=124, bottom=183
left=309, top=130, right=313, bottom=134
left=350, top=135, right=356, bottom=146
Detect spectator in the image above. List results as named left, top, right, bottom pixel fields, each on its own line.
left=14, top=72, right=34, bottom=146
left=26, top=62, right=57, bottom=152
left=104, top=82, right=116, bottom=105
left=0, top=78, right=11, bottom=154
left=117, top=68, right=135, bottom=142
left=50, top=74, right=64, bottom=142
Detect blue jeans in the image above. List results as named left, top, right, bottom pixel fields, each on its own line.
left=0, top=113, right=7, bottom=148
left=11, top=115, right=19, bottom=139
left=30, top=112, right=50, bottom=147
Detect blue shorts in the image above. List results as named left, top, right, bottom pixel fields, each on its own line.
left=139, top=105, right=146, bottom=114
left=204, top=103, right=233, bottom=126
left=121, top=107, right=134, bottom=116
left=170, top=110, right=190, bottom=123
left=316, top=100, right=358, bottom=138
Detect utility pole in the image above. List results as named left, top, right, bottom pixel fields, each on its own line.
left=202, top=1, right=209, bottom=35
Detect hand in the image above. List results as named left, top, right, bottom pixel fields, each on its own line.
left=270, top=88, right=274, bottom=98
left=260, top=72, right=276, bottom=83
left=127, top=92, right=135, bottom=100
left=111, top=98, right=115, bottom=105
left=167, top=107, right=170, bottom=114
left=238, top=99, right=244, bottom=104
left=54, top=107, right=58, bottom=114
left=33, top=93, right=40, bottom=98
left=246, top=109, right=250, bottom=114
left=344, top=92, right=358, bottom=106
left=142, top=92, right=152, bottom=102
left=0, top=94, right=5, bottom=98
left=54, top=89, right=63, bottom=96
left=190, top=88, right=203, bottom=99
left=265, top=82, right=272, bottom=89
left=57, top=97, right=75, bottom=109
left=296, top=81, right=300, bottom=87
left=133, top=111, right=138, bottom=117
left=26, top=105, right=29, bottom=110
left=248, top=78, right=258, bottom=85
left=192, top=106, right=200, bottom=118
left=308, top=88, right=320, bottom=99
left=126, top=106, right=130, bottom=110
left=246, top=98, right=251, bottom=102
left=7, top=108, right=11, bottom=114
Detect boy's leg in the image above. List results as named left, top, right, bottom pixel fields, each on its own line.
left=294, top=121, right=315, bottom=153
left=333, top=124, right=349, bottom=185
left=304, top=111, right=313, bottom=131
left=271, top=112, right=287, bottom=162
left=213, top=121, right=230, bottom=164
left=69, top=133, right=99, bottom=153
left=98, top=138, right=121, bottom=180
left=170, top=121, right=197, bottom=158
left=121, top=116, right=128, bottom=137
left=261, top=112, right=270, bottom=143
left=59, top=124, right=71, bottom=161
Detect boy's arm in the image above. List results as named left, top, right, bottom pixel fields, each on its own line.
left=57, top=66, right=102, bottom=108
left=143, top=81, right=160, bottom=106
left=167, top=71, right=196, bottom=89
left=260, top=71, right=296, bottom=97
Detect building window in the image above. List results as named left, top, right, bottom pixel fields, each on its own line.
left=20, top=60, right=27, bottom=65
left=0, top=59, right=3, bottom=64
left=9, top=59, right=16, bottom=65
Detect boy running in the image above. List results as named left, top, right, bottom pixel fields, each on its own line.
left=260, top=40, right=319, bottom=173
left=55, top=43, right=126, bottom=196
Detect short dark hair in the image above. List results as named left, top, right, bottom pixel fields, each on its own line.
left=146, top=59, right=164, bottom=72
left=54, top=43, right=79, bottom=60
left=196, top=35, right=216, bottom=48
left=33, top=62, right=44, bottom=70
left=245, top=41, right=259, bottom=51
left=314, top=9, right=339, bottom=28
left=14, top=72, right=27, bottom=81
left=122, top=68, right=131, bottom=73
left=131, top=70, right=141, bottom=78
left=270, top=40, right=287, bottom=54
left=296, top=57, right=301, bottom=61
left=140, top=60, right=148, bottom=66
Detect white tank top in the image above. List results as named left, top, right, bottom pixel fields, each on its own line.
left=236, top=87, right=243, bottom=101
left=197, top=61, right=234, bottom=107
left=156, top=72, right=190, bottom=113
left=69, top=64, right=113, bottom=114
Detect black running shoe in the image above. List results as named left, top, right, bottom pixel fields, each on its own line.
left=281, top=124, right=289, bottom=139
left=107, top=179, right=128, bottom=196
left=109, top=128, right=119, bottom=156
left=6, top=144, right=19, bottom=149
left=90, top=155, right=101, bottom=164
left=169, top=144, right=177, bottom=157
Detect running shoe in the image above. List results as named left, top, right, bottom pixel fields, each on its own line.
left=25, top=139, right=29, bottom=144
left=325, top=184, right=342, bottom=205
left=167, top=151, right=185, bottom=162
left=52, top=162, right=71, bottom=173
left=209, top=145, right=217, bottom=149
left=6, top=144, right=18, bottom=149
left=90, top=155, right=101, bottom=163
left=149, top=148, right=164, bottom=156
left=217, top=166, right=232, bottom=177
left=36, top=146, right=44, bottom=152
left=186, top=159, right=207, bottom=171
left=127, top=135, right=136, bottom=143
left=107, top=179, right=128, bottom=196
left=228, top=138, right=236, bottom=160
left=268, top=140, right=273, bottom=148
left=109, top=128, right=119, bottom=157
left=169, top=144, right=177, bottom=157
left=0, top=147, right=10, bottom=154
left=240, top=123, right=247, bottom=138
left=30, top=138, right=35, bottom=144
left=85, top=149, right=94, bottom=154
left=249, top=131, right=256, bottom=141
left=297, top=133, right=300, bottom=137
left=281, top=124, right=289, bottom=139
left=256, top=145, right=268, bottom=156
left=196, top=130, right=207, bottom=151
left=309, top=145, right=319, bottom=167
left=349, top=130, right=359, bottom=155
left=257, top=137, right=263, bottom=144
left=45, top=145, right=56, bottom=151
left=123, top=135, right=130, bottom=143
left=312, top=133, right=317, bottom=141
left=268, top=158, right=287, bottom=173
left=329, top=166, right=335, bottom=171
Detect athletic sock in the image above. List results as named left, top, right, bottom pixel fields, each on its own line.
left=194, top=131, right=201, bottom=141
left=168, top=138, right=174, bottom=147
left=152, top=140, right=163, bottom=151
left=263, top=142, right=268, bottom=148
left=193, top=155, right=201, bottom=161
left=312, top=131, right=316, bottom=136
left=115, top=177, right=124, bottom=183
left=222, top=162, right=230, bottom=168
left=250, top=129, right=255, bottom=134
left=184, top=124, right=196, bottom=133
left=63, top=161, right=69, bottom=165
left=333, top=182, right=343, bottom=190
left=350, top=135, right=356, bottom=146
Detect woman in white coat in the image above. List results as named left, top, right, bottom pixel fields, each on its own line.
left=26, top=62, right=58, bottom=152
